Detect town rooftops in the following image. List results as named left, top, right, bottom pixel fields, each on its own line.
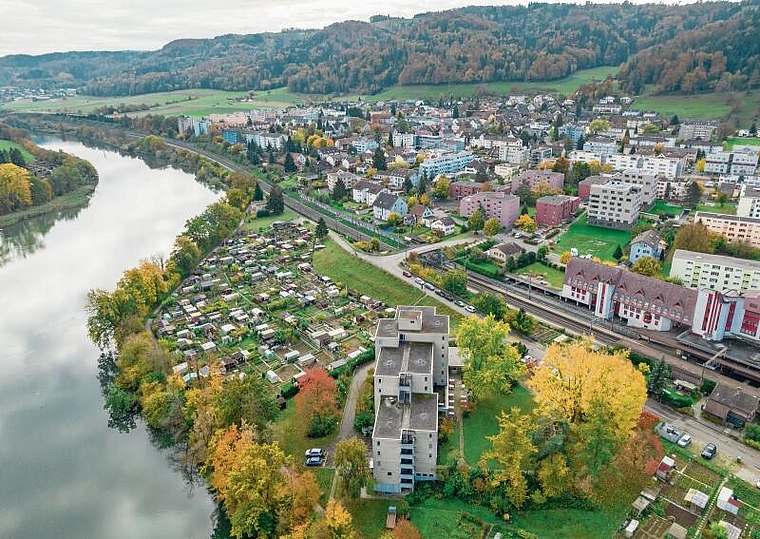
left=672, top=249, right=760, bottom=271
left=373, top=191, right=401, bottom=209
left=632, top=229, right=663, bottom=250
left=537, top=194, right=579, bottom=206
left=374, top=306, right=449, bottom=339
left=696, top=212, right=760, bottom=225
left=354, top=180, right=387, bottom=194
left=704, top=383, right=760, bottom=420
left=578, top=175, right=611, bottom=187
left=372, top=393, right=439, bottom=439
left=489, top=242, right=523, bottom=257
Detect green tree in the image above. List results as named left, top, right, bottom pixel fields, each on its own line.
left=284, top=152, right=297, bottom=173
left=456, top=315, right=524, bottom=399
left=266, top=185, right=285, bottom=215
left=467, top=208, right=485, bottom=232
left=589, top=118, right=610, bottom=134
left=432, top=177, right=450, bottom=199
left=646, top=358, right=672, bottom=400
left=334, top=437, right=371, bottom=499
left=670, top=222, right=714, bottom=258
left=452, top=104, right=459, bottom=119
left=315, top=217, right=329, bottom=239
left=613, top=244, right=624, bottom=262
left=441, top=269, right=468, bottom=297
left=520, top=204, right=530, bottom=215
left=670, top=114, right=680, bottom=126
left=717, top=191, right=729, bottom=206
left=537, top=245, right=549, bottom=262
left=685, top=181, right=703, bottom=208
left=483, top=217, right=501, bottom=237
left=631, top=255, right=661, bottom=277
left=506, top=308, right=535, bottom=335
left=575, top=400, right=619, bottom=480
left=373, top=147, right=387, bottom=171
left=750, top=122, right=757, bottom=137
left=386, top=212, right=403, bottom=227
left=253, top=181, right=264, bottom=201
left=331, top=178, right=347, bottom=201
left=472, top=292, right=507, bottom=319
left=169, top=235, right=202, bottom=279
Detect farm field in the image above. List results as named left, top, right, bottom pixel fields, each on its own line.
left=632, top=92, right=733, bottom=120
left=462, top=384, right=534, bottom=466
left=514, top=261, right=565, bottom=289
left=0, top=140, right=35, bottom=163
left=552, top=213, right=632, bottom=262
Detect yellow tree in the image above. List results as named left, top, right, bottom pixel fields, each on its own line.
left=0, top=163, right=32, bottom=214
left=514, top=214, right=536, bottom=233
left=529, top=341, right=646, bottom=440
left=483, top=217, right=501, bottom=237
left=281, top=468, right=322, bottom=530
left=559, top=251, right=572, bottom=265
left=630, top=255, right=662, bottom=277
left=310, top=499, right=357, bottom=539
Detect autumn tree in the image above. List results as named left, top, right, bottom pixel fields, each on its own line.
left=505, top=307, right=535, bottom=335
left=392, top=519, right=424, bottom=539
left=295, top=368, right=340, bottom=437
left=559, top=251, right=572, bottom=265
left=514, top=214, right=536, bottom=233
left=281, top=468, right=322, bottom=531
left=630, top=255, right=662, bottom=277
left=467, top=208, right=485, bottom=232
left=456, top=315, right=524, bottom=399
left=483, top=217, right=501, bottom=237
left=168, top=235, right=202, bottom=279
left=0, top=163, right=33, bottom=214
left=589, top=118, right=610, bottom=134
left=670, top=222, right=715, bottom=258
left=311, top=500, right=357, bottom=539
left=334, top=437, right=371, bottom=499
left=386, top=212, right=403, bottom=226
left=432, top=176, right=450, bottom=199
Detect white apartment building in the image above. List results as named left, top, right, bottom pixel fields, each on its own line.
left=738, top=186, right=760, bottom=218
left=419, top=151, right=474, bottom=178
left=568, top=150, right=603, bottom=165
left=671, top=249, right=760, bottom=294
left=494, top=163, right=520, bottom=179
left=656, top=179, right=691, bottom=201
left=695, top=212, right=760, bottom=248
left=638, top=156, right=682, bottom=178
left=326, top=170, right=360, bottom=191
left=392, top=132, right=417, bottom=148
left=372, top=307, right=450, bottom=494
left=678, top=120, right=718, bottom=141
left=617, top=169, right=657, bottom=204
left=499, top=145, right=530, bottom=165
left=705, top=151, right=758, bottom=176
left=588, top=180, right=643, bottom=230
left=605, top=153, right=641, bottom=171
left=583, top=136, right=618, bottom=157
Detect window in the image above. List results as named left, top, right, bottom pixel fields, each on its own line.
left=387, top=472, right=392, bottom=476
left=377, top=441, right=380, bottom=446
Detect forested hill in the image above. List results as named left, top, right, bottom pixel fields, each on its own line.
left=0, top=2, right=755, bottom=96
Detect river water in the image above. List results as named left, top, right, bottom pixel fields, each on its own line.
left=0, top=140, right=220, bottom=539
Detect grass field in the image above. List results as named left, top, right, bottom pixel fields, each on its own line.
left=271, top=402, right=338, bottom=460
left=0, top=87, right=310, bottom=116
left=515, top=261, right=565, bottom=289
left=645, top=200, right=684, bottom=217
left=726, top=136, right=760, bottom=150
left=552, top=213, right=632, bottom=262
left=242, top=208, right=299, bottom=231
left=360, top=66, right=619, bottom=102
left=311, top=467, right=335, bottom=507
left=462, top=384, right=534, bottom=466
left=312, top=239, right=462, bottom=330
left=343, top=498, right=395, bottom=539
left=695, top=202, right=737, bottom=215
left=510, top=507, right=623, bottom=538
left=632, top=92, right=733, bottom=120
left=0, top=140, right=35, bottom=163
left=411, top=498, right=505, bottom=538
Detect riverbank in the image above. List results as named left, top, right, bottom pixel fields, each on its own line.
left=0, top=183, right=96, bottom=228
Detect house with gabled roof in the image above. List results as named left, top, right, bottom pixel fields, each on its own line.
left=373, top=192, right=408, bottom=221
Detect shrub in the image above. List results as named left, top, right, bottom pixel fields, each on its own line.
left=256, top=208, right=270, bottom=218
left=745, top=423, right=760, bottom=442
left=701, top=379, right=717, bottom=395
left=280, top=382, right=299, bottom=399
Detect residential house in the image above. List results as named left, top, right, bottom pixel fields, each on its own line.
left=406, top=204, right=434, bottom=226
left=703, top=383, right=760, bottom=427
left=487, top=242, right=524, bottom=264
left=352, top=180, right=389, bottom=206
left=629, top=230, right=664, bottom=264
left=373, top=192, right=409, bottom=221
left=428, top=217, right=457, bottom=236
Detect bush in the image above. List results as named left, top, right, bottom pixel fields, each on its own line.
left=256, top=208, right=270, bottom=218
left=701, top=379, right=717, bottom=395
left=280, top=382, right=299, bottom=399
left=661, top=388, right=695, bottom=408
left=745, top=423, right=760, bottom=442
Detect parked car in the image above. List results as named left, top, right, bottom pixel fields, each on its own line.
left=424, top=282, right=435, bottom=291
left=442, top=292, right=453, bottom=301
left=465, top=305, right=477, bottom=313
left=701, top=443, right=717, bottom=460
left=456, top=300, right=465, bottom=307
left=414, top=277, right=424, bottom=285
left=304, top=448, right=324, bottom=458
left=305, top=456, right=323, bottom=467
left=402, top=270, right=412, bottom=278
left=677, top=434, right=692, bottom=447
left=434, top=289, right=443, bottom=296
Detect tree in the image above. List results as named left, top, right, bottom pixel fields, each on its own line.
left=311, top=500, right=357, bottom=539
left=709, top=522, right=728, bottom=539
left=472, top=292, right=507, bottom=320
left=552, top=157, right=570, bottom=174
left=441, top=269, right=467, bottom=297
left=265, top=185, right=285, bottom=215
left=670, top=222, right=715, bottom=257
left=332, top=178, right=347, bottom=201
left=695, top=158, right=706, bottom=173
left=0, top=163, right=33, bottom=214
left=315, top=217, right=329, bottom=239
left=505, top=307, right=535, bottom=335
left=559, top=251, right=572, bottom=265
left=529, top=341, right=647, bottom=440
left=402, top=177, right=413, bottom=194
left=253, top=181, right=264, bottom=201
left=670, top=114, right=680, bottom=126
left=514, top=214, right=536, bottom=233
left=467, top=208, right=485, bottom=232
left=515, top=180, right=535, bottom=206
left=169, top=235, right=202, bottom=279
left=283, top=152, right=297, bottom=173
left=482, top=408, right=536, bottom=508
left=456, top=315, right=524, bottom=399
left=717, top=191, right=729, bottom=206
left=575, top=400, right=619, bottom=480
left=373, top=147, right=387, bottom=171
left=295, top=368, right=339, bottom=437
left=537, top=245, right=549, bottom=262
left=520, top=204, right=529, bottom=215
left=646, top=358, right=672, bottom=400
left=631, top=255, right=661, bottom=277
left=662, top=182, right=671, bottom=202
left=589, top=118, right=610, bottom=134
left=393, top=520, right=423, bottom=539
left=432, top=177, right=450, bottom=199
left=612, top=244, right=624, bottom=262
left=334, top=437, right=371, bottom=499
left=483, top=217, right=500, bottom=237
left=452, top=104, right=459, bottom=119
left=685, top=181, right=703, bottom=208
left=282, top=469, right=321, bottom=530
left=386, top=212, right=403, bottom=227
left=750, top=122, right=757, bottom=137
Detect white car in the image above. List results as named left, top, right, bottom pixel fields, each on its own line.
left=414, top=277, right=424, bottom=285
left=465, top=305, right=476, bottom=313
left=677, top=434, right=692, bottom=447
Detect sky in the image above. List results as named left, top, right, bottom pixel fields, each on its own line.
left=0, top=0, right=673, bottom=57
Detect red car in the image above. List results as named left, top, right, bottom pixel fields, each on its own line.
left=402, top=270, right=412, bottom=277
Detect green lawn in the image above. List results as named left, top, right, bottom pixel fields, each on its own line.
left=242, top=208, right=299, bottom=231
left=311, top=467, right=335, bottom=507
left=632, top=92, right=733, bottom=120
left=514, top=262, right=565, bottom=289
left=0, top=140, right=36, bottom=163
left=312, top=239, right=462, bottom=330
left=644, top=200, right=684, bottom=217
left=552, top=214, right=632, bottom=262
left=271, top=402, right=338, bottom=460
left=411, top=498, right=505, bottom=539
left=510, top=507, right=623, bottom=539
left=696, top=202, right=737, bottom=215
left=358, top=66, right=619, bottom=102
left=343, top=498, right=395, bottom=539
left=462, top=384, right=534, bottom=466
left=726, top=136, right=760, bottom=150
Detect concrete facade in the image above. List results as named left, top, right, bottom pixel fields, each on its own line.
left=460, top=191, right=520, bottom=228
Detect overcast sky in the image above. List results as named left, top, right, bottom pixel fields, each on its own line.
left=0, top=0, right=672, bottom=57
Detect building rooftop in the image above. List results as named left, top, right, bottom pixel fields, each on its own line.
left=374, top=306, right=449, bottom=339
left=632, top=229, right=663, bottom=250
left=672, top=249, right=760, bottom=271
left=408, top=394, right=439, bottom=432
left=374, top=396, right=404, bottom=439
left=372, top=394, right=439, bottom=439
left=537, top=194, right=579, bottom=206
left=375, top=341, right=433, bottom=376
left=696, top=212, right=760, bottom=224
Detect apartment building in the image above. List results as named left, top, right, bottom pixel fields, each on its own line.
left=678, top=120, right=718, bottom=141
left=583, top=136, right=618, bottom=157
left=372, top=307, right=449, bottom=494
left=695, top=212, right=760, bottom=248
left=738, top=186, right=760, bottom=218
left=617, top=169, right=658, bottom=205
left=327, top=170, right=361, bottom=191
left=670, top=249, right=760, bottom=294
left=392, top=132, right=417, bottom=148
left=578, top=175, right=611, bottom=200
left=510, top=170, right=564, bottom=194
left=704, top=151, right=759, bottom=176
left=535, top=195, right=580, bottom=227
left=460, top=191, right=520, bottom=228
left=419, top=151, right=474, bottom=178
left=587, top=181, right=643, bottom=230
left=656, top=179, right=691, bottom=202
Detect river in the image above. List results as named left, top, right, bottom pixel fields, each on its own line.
left=0, top=139, right=221, bottom=539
